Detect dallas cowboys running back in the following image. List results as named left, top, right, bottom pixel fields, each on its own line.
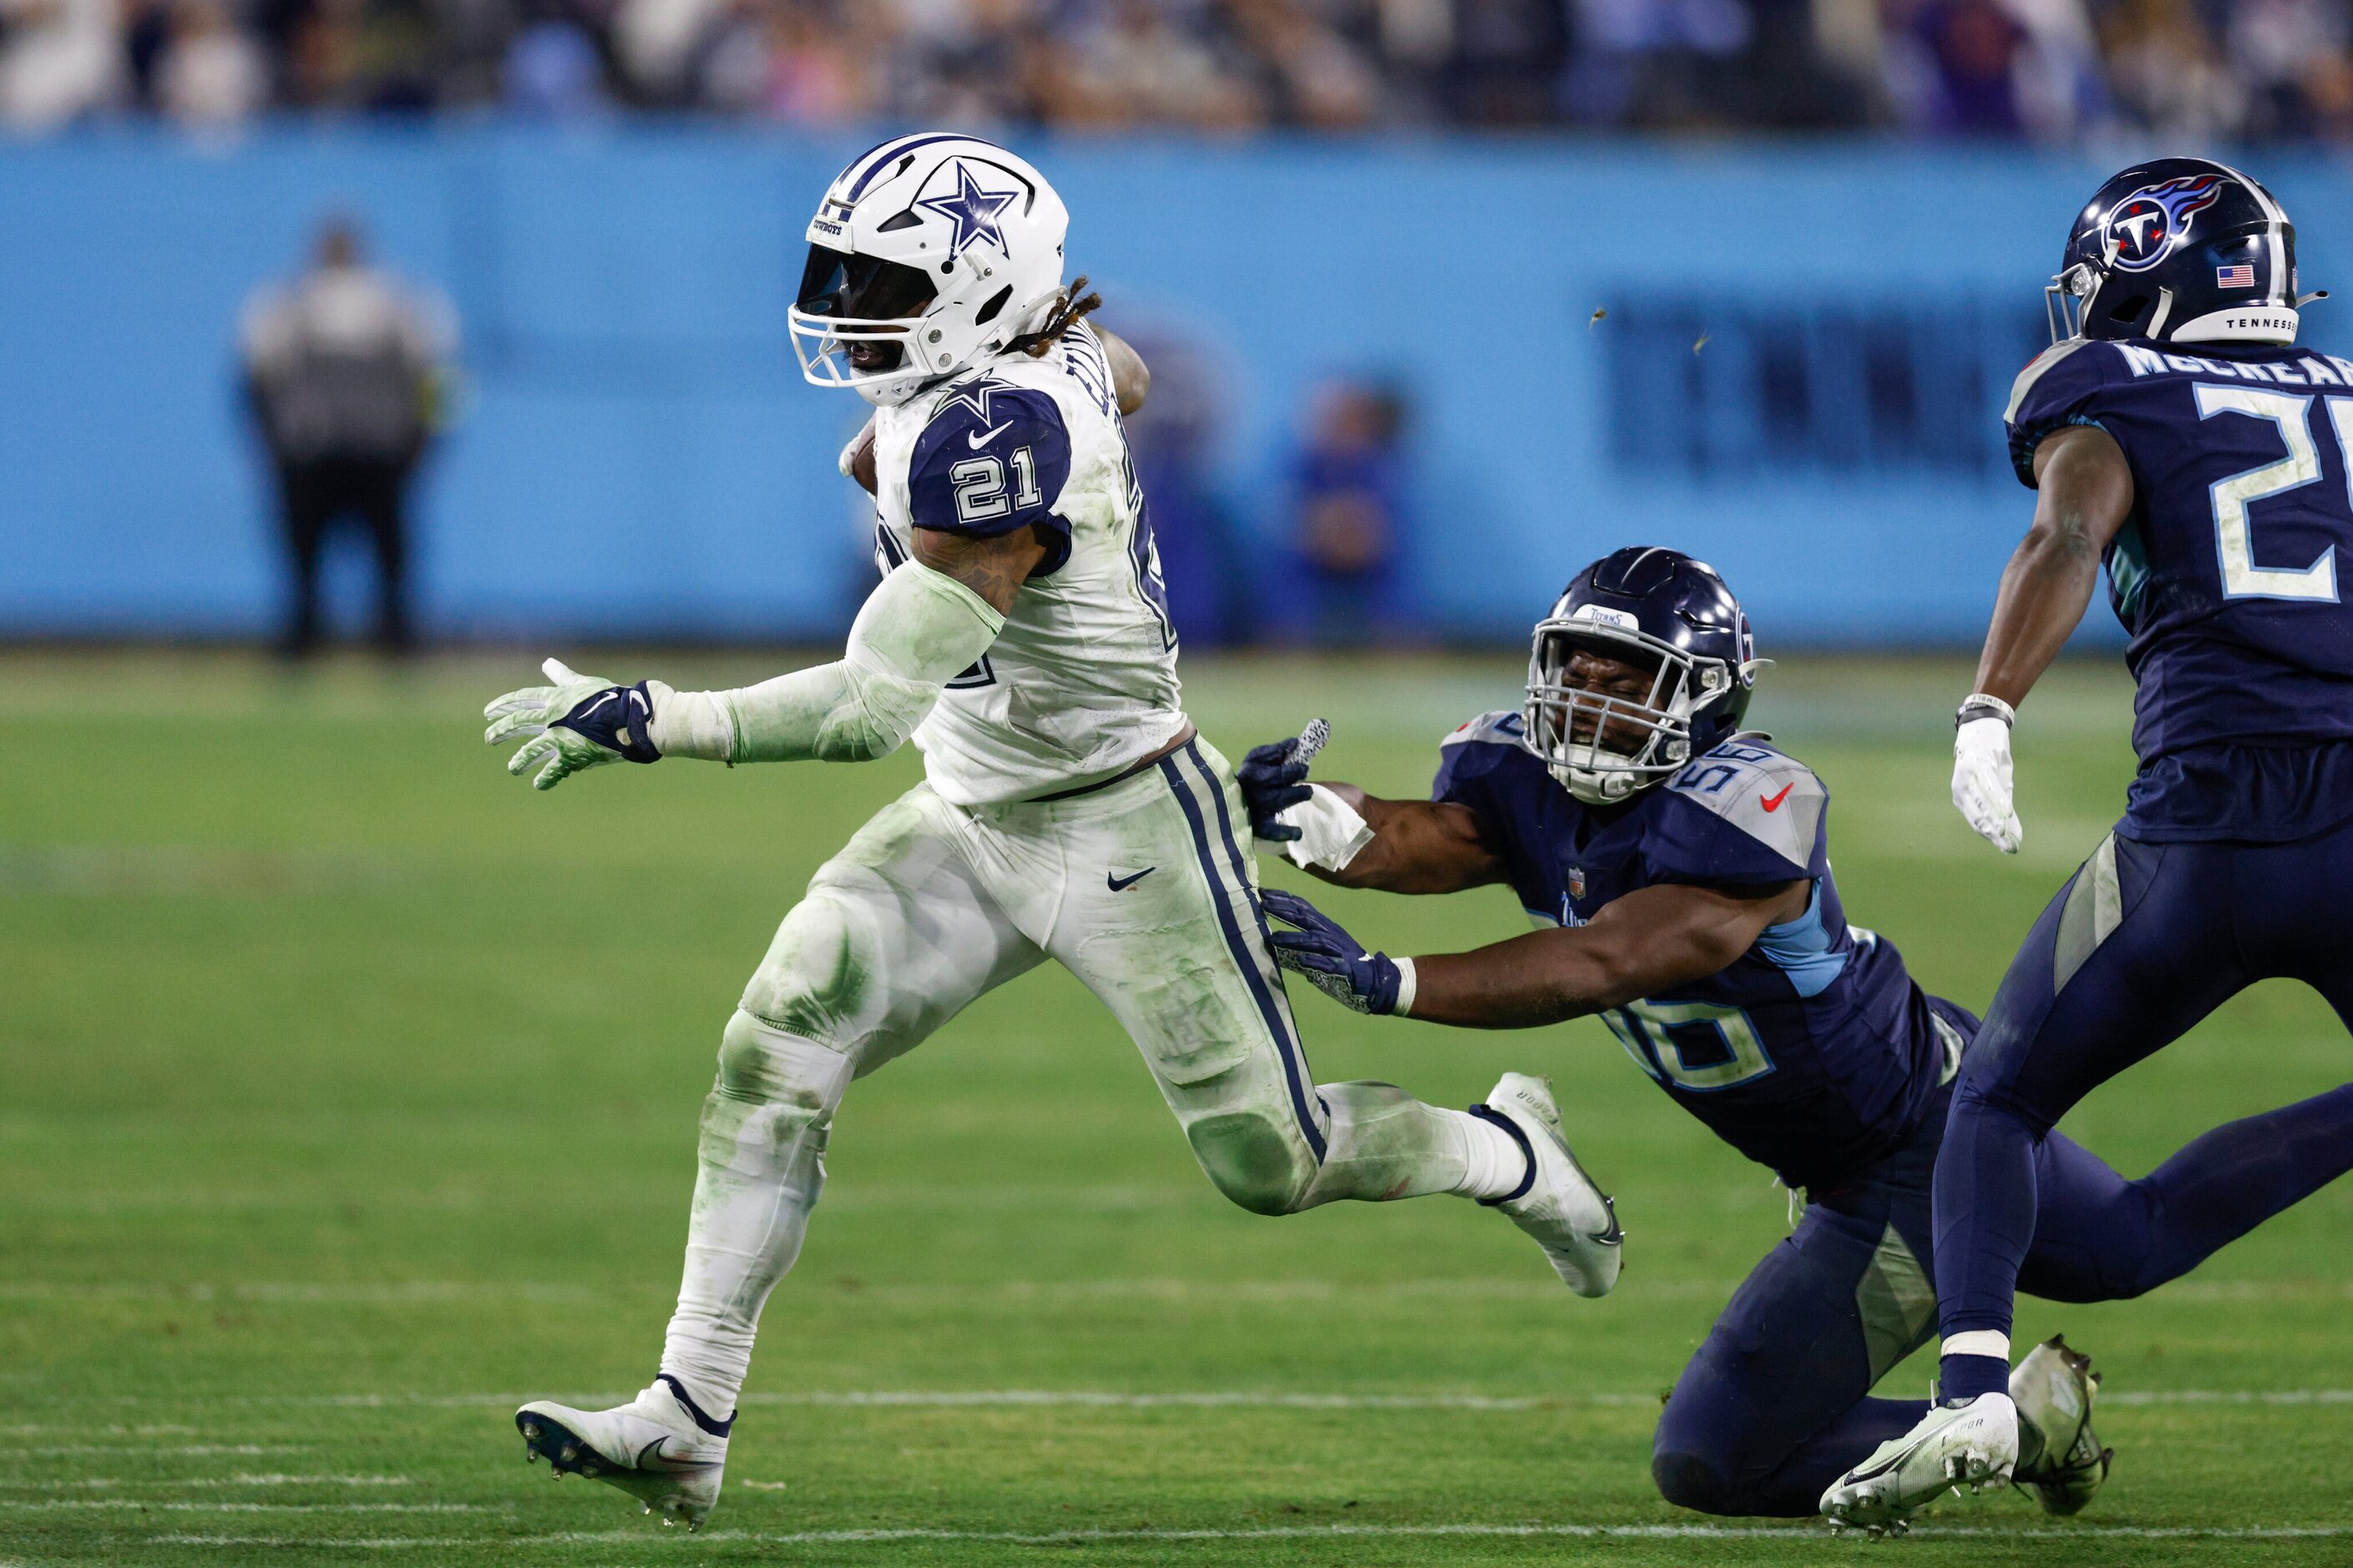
left=1824, top=160, right=2353, bottom=1529
left=1242, top=548, right=2353, bottom=1524
left=478, top=134, right=1616, bottom=1530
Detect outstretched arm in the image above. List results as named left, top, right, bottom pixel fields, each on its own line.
left=1951, top=424, right=2135, bottom=851
left=1237, top=727, right=1505, bottom=893
left=484, top=529, right=1045, bottom=788
left=1262, top=879, right=1804, bottom=1026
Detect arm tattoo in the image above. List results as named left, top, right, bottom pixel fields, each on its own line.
left=909, top=526, right=1050, bottom=615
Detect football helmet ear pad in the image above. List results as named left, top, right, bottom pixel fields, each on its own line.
left=792, top=134, right=1071, bottom=407
left=2048, top=157, right=2323, bottom=348
left=1526, top=547, right=1766, bottom=806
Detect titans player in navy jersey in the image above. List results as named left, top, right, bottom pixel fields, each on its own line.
left=1239, top=547, right=2353, bottom=1525
left=1820, top=160, right=2353, bottom=1530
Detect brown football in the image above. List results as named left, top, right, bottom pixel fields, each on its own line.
left=848, top=425, right=878, bottom=495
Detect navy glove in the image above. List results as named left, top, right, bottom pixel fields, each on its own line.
left=1262, top=888, right=1403, bottom=1015
left=1237, top=719, right=1330, bottom=842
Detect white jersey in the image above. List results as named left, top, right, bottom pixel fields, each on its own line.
left=867, top=324, right=1186, bottom=806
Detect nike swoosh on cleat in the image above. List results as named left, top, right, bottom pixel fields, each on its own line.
left=967, top=421, right=1013, bottom=448
left=1108, top=867, right=1156, bottom=892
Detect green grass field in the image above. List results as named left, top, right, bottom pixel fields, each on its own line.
left=4, top=649, right=2350, bottom=1568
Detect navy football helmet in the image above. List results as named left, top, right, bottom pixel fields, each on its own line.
left=1525, top=547, right=1764, bottom=805
left=2047, top=157, right=2323, bottom=347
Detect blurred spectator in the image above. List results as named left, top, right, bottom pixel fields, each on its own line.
left=0, top=0, right=122, bottom=129
left=8, top=0, right=2353, bottom=145
left=240, top=218, right=455, bottom=658
left=1291, top=377, right=1411, bottom=650
left=157, top=0, right=267, bottom=126
left=503, top=9, right=606, bottom=116
left=2098, top=0, right=2243, bottom=140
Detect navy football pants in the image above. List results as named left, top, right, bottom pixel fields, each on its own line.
left=1936, top=818, right=2353, bottom=1346
left=1655, top=1014, right=2353, bottom=1515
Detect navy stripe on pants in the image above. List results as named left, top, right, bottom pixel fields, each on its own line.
left=1159, top=746, right=1327, bottom=1161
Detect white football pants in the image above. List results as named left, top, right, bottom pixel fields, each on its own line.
left=659, top=736, right=1488, bottom=1415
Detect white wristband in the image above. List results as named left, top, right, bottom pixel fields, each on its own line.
left=1391, top=955, right=1416, bottom=1018
left=1958, top=692, right=2016, bottom=726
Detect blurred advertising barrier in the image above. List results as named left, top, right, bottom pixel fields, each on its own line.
left=6, top=129, right=2352, bottom=645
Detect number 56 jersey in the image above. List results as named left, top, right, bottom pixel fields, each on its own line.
left=865, top=323, right=1186, bottom=807
left=2006, top=336, right=2353, bottom=842
left=1434, top=716, right=1964, bottom=1194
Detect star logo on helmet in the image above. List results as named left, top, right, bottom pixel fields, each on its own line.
left=916, top=164, right=1022, bottom=258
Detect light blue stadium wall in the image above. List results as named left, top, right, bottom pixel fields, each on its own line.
left=6, top=129, right=2352, bottom=643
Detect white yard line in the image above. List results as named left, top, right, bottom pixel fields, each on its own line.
left=114, top=1386, right=2353, bottom=1412
left=26, top=1444, right=293, bottom=1456
left=13, top=1275, right=2350, bottom=1305
left=147, top=1521, right=2353, bottom=1547
left=1, top=1501, right=482, bottom=1513
left=0, top=1475, right=410, bottom=1489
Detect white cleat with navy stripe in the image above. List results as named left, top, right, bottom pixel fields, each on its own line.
left=516, top=1376, right=730, bottom=1530
left=1472, top=1072, right=1623, bottom=1297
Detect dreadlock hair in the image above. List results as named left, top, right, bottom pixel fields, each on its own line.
left=1010, top=276, right=1104, bottom=357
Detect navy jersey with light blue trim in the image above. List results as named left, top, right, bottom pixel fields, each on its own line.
left=1433, top=714, right=1956, bottom=1191
left=907, top=380, right=1075, bottom=574
left=2006, top=337, right=2353, bottom=841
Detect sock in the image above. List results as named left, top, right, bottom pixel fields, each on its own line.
left=1939, top=1330, right=2011, bottom=1404
left=1455, top=1105, right=1535, bottom=1202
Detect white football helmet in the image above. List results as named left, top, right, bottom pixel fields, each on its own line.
left=790, top=134, right=1070, bottom=407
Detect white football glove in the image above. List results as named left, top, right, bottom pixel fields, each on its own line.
left=483, top=658, right=655, bottom=791
left=1952, top=697, right=2022, bottom=854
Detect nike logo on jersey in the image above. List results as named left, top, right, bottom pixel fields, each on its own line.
left=1759, top=783, right=1794, bottom=812
left=1107, top=867, right=1156, bottom=892
left=967, top=420, right=1013, bottom=449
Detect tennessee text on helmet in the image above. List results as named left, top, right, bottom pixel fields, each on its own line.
left=791, top=134, right=1071, bottom=407
left=2046, top=157, right=2326, bottom=349
left=1524, top=547, right=1768, bottom=806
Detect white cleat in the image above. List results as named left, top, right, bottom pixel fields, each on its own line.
left=1819, top=1391, right=2019, bottom=1534
left=515, top=1378, right=729, bottom=1530
left=1473, top=1073, right=1622, bottom=1297
left=2011, top=1333, right=2111, bottom=1516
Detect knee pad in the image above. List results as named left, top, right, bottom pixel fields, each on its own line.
left=1183, top=1109, right=1318, bottom=1216
left=738, top=892, right=870, bottom=1055
left=712, top=1009, right=855, bottom=1115
left=1651, top=1448, right=1741, bottom=1516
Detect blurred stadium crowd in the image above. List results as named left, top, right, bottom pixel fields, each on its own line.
left=0, top=0, right=2346, bottom=143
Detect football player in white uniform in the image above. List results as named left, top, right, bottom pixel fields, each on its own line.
left=483, top=134, right=1620, bottom=1530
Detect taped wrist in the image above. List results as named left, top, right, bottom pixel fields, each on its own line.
left=651, top=564, right=1004, bottom=765
left=1278, top=785, right=1376, bottom=872
left=1956, top=693, right=2016, bottom=730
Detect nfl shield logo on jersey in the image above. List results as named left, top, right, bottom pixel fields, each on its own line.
left=1567, top=867, right=1586, bottom=899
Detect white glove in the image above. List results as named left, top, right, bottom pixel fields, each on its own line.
left=1952, top=699, right=2022, bottom=853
